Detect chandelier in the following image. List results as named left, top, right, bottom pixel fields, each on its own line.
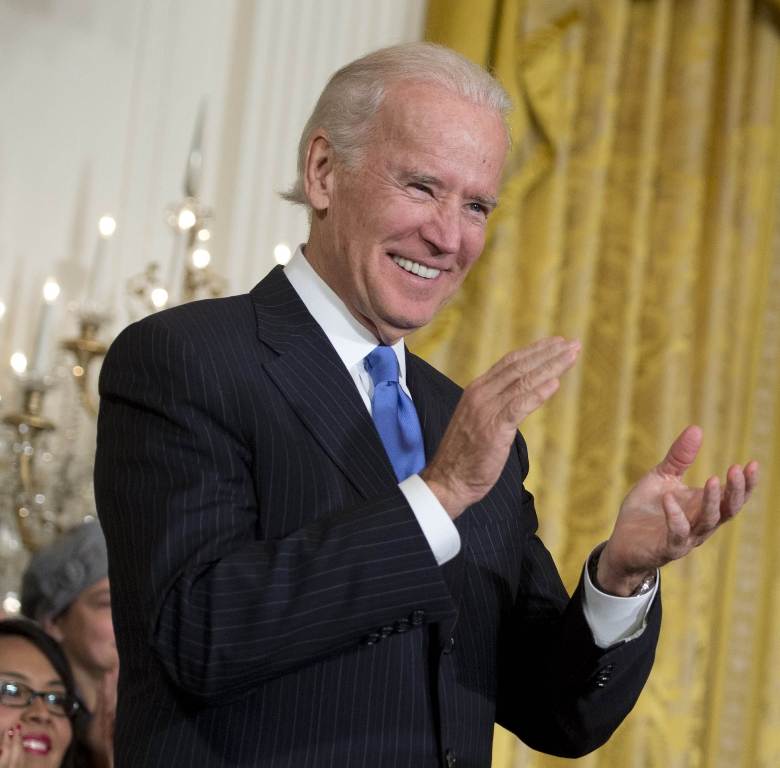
left=0, top=106, right=226, bottom=615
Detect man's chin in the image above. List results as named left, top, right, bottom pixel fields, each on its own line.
left=372, top=307, right=438, bottom=343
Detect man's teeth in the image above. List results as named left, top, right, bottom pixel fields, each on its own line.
left=392, top=256, right=441, bottom=279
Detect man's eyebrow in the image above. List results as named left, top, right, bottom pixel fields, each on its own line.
left=403, top=171, right=440, bottom=186
left=472, top=194, right=498, bottom=211
left=402, top=171, right=499, bottom=210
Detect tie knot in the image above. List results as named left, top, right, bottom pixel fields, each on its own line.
left=365, top=345, right=399, bottom=385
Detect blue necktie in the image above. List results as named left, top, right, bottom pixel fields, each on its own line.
left=364, top=346, right=425, bottom=481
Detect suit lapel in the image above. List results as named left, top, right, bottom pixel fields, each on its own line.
left=250, top=267, right=397, bottom=499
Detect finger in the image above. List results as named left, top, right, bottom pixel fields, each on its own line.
left=10, top=725, right=23, bottom=763
left=694, top=475, right=722, bottom=534
left=0, top=725, right=20, bottom=767
left=495, top=345, right=578, bottom=416
left=501, top=376, right=560, bottom=424
left=720, top=464, right=745, bottom=521
left=743, top=460, right=759, bottom=500
left=479, top=337, right=579, bottom=398
left=0, top=727, right=12, bottom=762
left=662, top=491, right=691, bottom=551
left=487, top=336, right=570, bottom=377
left=657, top=425, right=703, bottom=478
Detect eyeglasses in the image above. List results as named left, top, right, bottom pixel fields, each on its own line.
left=0, top=681, right=79, bottom=718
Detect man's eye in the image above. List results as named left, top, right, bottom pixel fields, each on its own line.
left=409, top=183, right=433, bottom=195
left=468, top=202, right=488, bottom=216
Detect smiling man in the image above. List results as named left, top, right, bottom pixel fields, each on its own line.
left=95, top=43, right=758, bottom=768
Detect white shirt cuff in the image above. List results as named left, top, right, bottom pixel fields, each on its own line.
left=398, top=474, right=461, bottom=565
left=581, top=559, right=659, bottom=649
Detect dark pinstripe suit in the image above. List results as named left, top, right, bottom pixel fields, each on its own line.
left=95, top=266, right=660, bottom=767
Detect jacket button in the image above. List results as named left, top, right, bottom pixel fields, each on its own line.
left=410, top=609, right=425, bottom=625
left=445, top=748, right=456, bottom=766
left=442, top=636, right=455, bottom=654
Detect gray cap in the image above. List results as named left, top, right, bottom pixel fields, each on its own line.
left=20, top=522, right=108, bottom=621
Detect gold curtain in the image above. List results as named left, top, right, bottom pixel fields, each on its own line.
left=417, top=1, right=780, bottom=766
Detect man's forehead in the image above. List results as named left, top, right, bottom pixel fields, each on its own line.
left=375, top=81, right=507, bottom=151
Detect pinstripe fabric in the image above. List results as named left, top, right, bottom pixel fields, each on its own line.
left=95, top=266, right=660, bottom=767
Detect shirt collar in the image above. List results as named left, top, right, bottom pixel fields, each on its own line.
left=284, top=245, right=407, bottom=377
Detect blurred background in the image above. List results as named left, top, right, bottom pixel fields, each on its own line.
left=0, top=1, right=778, bottom=767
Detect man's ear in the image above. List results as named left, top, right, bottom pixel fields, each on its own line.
left=303, top=132, right=336, bottom=211
left=42, top=615, right=64, bottom=642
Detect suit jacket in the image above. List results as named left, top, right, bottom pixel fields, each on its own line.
left=95, top=266, right=660, bottom=767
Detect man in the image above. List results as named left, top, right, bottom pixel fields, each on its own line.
left=95, top=43, right=758, bottom=767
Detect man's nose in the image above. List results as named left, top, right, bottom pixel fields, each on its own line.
left=421, top=202, right=462, bottom=254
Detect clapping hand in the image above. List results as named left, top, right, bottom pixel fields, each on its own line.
left=422, top=337, right=580, bottom=519
left=597, top=425, right=759, bottom=596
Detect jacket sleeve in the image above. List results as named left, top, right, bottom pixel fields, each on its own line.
left=94, top=316, right=455, bottom=705
left=494, top=438, right=661, bottom=758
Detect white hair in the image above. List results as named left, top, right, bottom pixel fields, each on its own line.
left=281, top=42, right=512, bottom=206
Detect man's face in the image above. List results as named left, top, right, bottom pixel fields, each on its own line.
left=307, top=81, right=507, bottom=343
left=48, top=578, right=118, bottom=676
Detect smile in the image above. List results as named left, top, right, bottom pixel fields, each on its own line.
left=391, top=255, right=441, bottom=279
left=22, top=734, right=52, bottom=755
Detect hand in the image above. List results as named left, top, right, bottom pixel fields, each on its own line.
left=598, top=425, right=759, bottom=596
left=85, top=666, right=118, bottom=768
left=0, top=725, right=23, bottom=768
left=421, top=337, right=580, bottom=519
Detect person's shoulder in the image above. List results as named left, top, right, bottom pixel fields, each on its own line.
left=116, top=293, right=253, bottom=346
left=103, top=293, right=258, bottom=376
left=140, top=292, right=253, bottom=333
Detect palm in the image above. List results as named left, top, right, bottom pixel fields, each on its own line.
left=614, top=472, right=704, bottom=571
left=602, top=426, right=758, bottom=579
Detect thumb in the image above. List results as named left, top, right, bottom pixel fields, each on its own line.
left=657, top=425, right=702, bottom=477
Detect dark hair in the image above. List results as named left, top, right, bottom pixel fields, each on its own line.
left=0, top=618, right=79, bottom=767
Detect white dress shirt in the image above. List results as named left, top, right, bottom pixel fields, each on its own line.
left=284, top=246, right=657, bottom=648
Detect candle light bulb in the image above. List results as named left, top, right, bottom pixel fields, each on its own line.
left=150, top=287, right=169, bottom=308
left=192, top=248, right=211, bottom=269
left=10, top=351, right=27, bottom=374
left=196, top=228, right=211, bottom=242
left=42, top=279, right=61, bottom=303
left=274, top=243, right=292, bottom=265
left=98, top=215, right=117, bottom=238
left=2, top=594, right=20, bottom=616
left=178, top=207, right=197, bottom=231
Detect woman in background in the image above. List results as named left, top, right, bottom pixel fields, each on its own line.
left=0, top=619, right=79, bottom=767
